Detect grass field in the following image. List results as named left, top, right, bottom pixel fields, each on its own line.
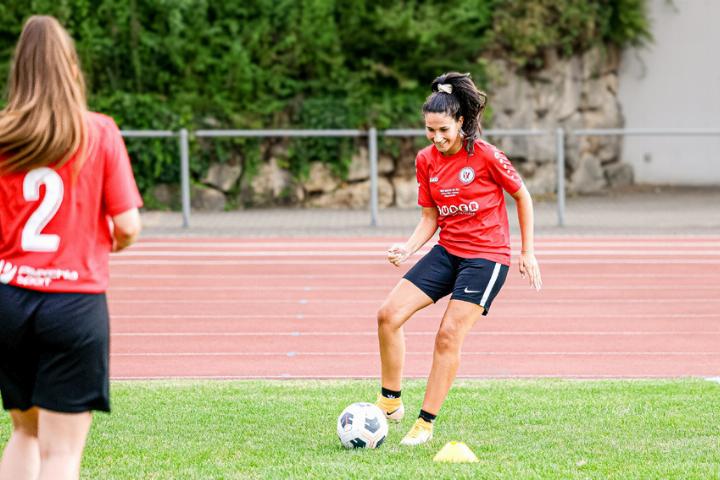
left=1, top=379, right=719, bottom=479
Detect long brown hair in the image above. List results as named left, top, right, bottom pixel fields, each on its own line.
left=0, top=15, right=88, bottom=173
left=422, top=72, right=487, bottom=155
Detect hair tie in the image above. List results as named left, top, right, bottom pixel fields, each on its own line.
left=437, top=84, right=453, bottom=94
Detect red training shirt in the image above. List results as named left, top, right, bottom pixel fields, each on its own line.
left=416, top=138, right=523, bottom=265
left=0, top=112, right=143, bottom=293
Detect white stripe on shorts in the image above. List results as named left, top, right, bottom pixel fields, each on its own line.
left=480, top=262, right=502, bottom=307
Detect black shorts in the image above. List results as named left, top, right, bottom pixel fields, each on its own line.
left=0, top=284, right=110, bottom=413
left=404, top=245, right=509, bottom=315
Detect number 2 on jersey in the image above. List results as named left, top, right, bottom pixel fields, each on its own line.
left=22, top=167, right=64, bottom=252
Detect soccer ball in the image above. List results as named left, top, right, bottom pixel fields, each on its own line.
left=336, top=402, right=388, bottom=449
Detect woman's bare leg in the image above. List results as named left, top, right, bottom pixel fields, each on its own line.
left=377, top=279, right=433, bottom=391
left=422, top=299, right=485, bottom=414
left=0, top=408, right=40, bottom=480
left=37, top=410, right=92, bottom=480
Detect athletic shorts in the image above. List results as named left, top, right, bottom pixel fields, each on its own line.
left=0, top=284, right=110, bottom=413
left=404, top=245, right=509, bottom=315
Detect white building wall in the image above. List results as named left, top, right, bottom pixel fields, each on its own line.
left=618, top=0, right=720, bottom=184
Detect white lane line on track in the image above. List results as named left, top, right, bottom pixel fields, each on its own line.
left=111, top=351, right=720, bottom=357
left=109, top=259, right=720, bottom=265
left=111, top=273, right=390, bottom=279
left=111, top=260, right=394, bottom=265
left=119, top=250, right=413, bottom=257
left=111, top=374, right=718, bottom=380
left=108, top=285, right=720, bottom=291
left=108, top=272, right=720, bottom=279
left=130, top=241, right=720, bottom=249
left=112, top=330, right=720, bottom=337
left=116, top=249, right=720, bottom=256
left=107, top=298, right=720, bottom=304
left=132, top=242, right=407, bottom=248
left=110, top=313, right=720, bottom=319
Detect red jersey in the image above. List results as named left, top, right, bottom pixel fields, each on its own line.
left=416, top=138, right=523, bottom=265
left=0, top=112, right=142, bottom=293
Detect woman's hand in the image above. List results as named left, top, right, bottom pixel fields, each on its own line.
left=519, top=251, right=542, bottom=291
left=111, top=208, right=141, bottom=252
left=387, top=243, right=411, bottom=267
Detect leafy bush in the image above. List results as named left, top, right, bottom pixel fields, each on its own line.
left=0, top=0, right=650, bottom=199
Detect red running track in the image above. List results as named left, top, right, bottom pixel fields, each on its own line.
left=108, top=236, right=720, bottom=379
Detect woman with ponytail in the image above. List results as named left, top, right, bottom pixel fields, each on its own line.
left=375, top=72, right=542, bottom=445
left=0, top=16, right=142, bottom=479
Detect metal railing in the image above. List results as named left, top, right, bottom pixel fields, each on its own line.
left=194, top=128, right=377, bottom=226
left=121, top=127, right=720, bottom=229
left=121, top=129, right=191, bottom=228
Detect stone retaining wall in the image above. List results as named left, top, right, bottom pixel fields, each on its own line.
left=155, top=47, right=633, bottom=211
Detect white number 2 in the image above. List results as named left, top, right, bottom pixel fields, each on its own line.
left=22, top=167, right=64, bottom=252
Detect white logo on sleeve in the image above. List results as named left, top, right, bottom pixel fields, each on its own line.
left=459, top=167, right=475, bottom=184
left=494, top=150, right=521, bottom=182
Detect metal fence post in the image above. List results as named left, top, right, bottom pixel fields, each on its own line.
left=368, top=127, right=379, bottom=227
left=179, top=128, right=191, bottom=228
left=556, top=128, right=566, bottom=227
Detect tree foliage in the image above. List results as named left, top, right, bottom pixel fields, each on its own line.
left=0, top=0, right=650, bottom=195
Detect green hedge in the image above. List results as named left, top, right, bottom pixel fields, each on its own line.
left=0, top=0, right=650, bottom=198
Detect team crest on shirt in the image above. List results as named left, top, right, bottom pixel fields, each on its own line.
left=458, top=167, right=475, bottom=184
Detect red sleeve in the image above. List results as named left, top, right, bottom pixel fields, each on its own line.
left=486, top=146, right=523, bottom=194
left=102, top=118, right=143, bottom=216
left=415, top=152, right=435, bottom=207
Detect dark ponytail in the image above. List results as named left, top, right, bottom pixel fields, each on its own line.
left=422, top=72, right=487, bottom=155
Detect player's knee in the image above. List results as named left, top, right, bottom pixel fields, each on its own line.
left=435, top=326, right=460, bottom=354
left=39, top=441, right=82, bottom=462
left=377, top=304, right=401, bottom=330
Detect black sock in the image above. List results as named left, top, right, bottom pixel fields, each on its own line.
left=419, top=409, right=436, bottom=423
left=381, top=387, right=401, bottom=399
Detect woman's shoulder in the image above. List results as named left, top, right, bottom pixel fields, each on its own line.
left=84, top=112, right=124, bottom=150
left=417, top=144, right=435, bottom=158
left=86, top=111, right=120, bottom=131
left=472, top=138, right=496, bottom=154
left=415, top=144, right=437, bottom=166
left=471, top=138, right=508, bottom=160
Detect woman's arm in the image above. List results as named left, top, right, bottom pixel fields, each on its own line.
left=511, top=185, right=542, bottom=290
left=388, top=207, right=438, bottom=266
left=111, top=208, right=142, bottom=252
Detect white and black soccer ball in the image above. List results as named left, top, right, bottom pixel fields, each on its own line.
left=336, top=402, right=388, bottom=449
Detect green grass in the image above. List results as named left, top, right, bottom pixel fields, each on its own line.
left=2, top=379, right=720, bottom=479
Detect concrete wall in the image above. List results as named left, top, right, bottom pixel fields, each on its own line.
left=618, top=0, right=720, bottom=184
